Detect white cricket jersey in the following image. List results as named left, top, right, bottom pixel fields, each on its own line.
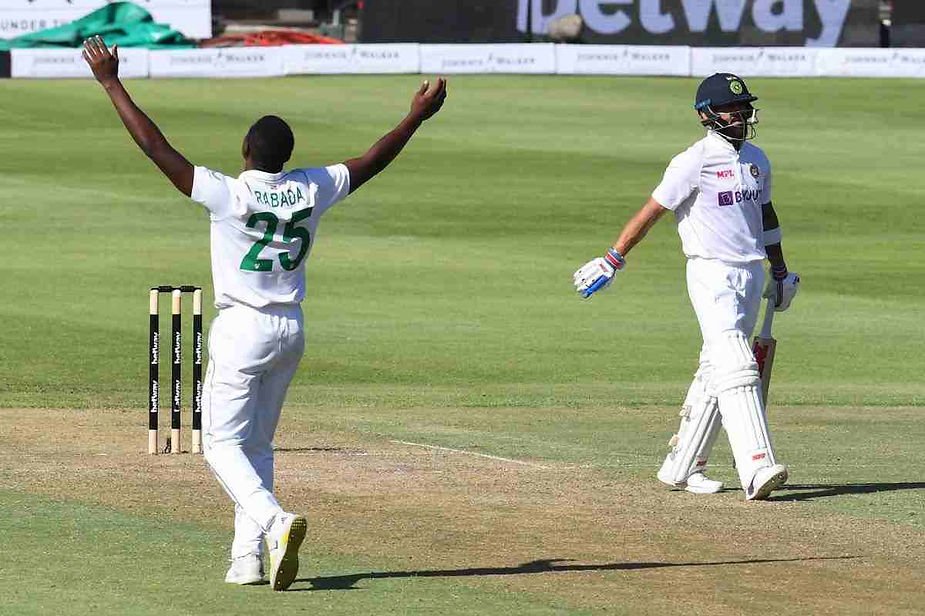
left=651, top=131, right=772, bottom=264
left=191, top=164, right=350, bottom=309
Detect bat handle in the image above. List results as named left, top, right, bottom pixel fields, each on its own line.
left=759, top=296, right=775, bottom=339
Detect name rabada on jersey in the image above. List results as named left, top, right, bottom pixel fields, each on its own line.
left=253, top=186, right=309, bottom=209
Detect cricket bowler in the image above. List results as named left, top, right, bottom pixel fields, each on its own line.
left=573, top=73, right=800, bottom=500
left=82, top=36, right=447, bottom=588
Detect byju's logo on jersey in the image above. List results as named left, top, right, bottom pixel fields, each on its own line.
left=718, top=188, right=762, bottom=207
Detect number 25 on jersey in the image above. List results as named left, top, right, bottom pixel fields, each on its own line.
left=240, top=208, right=313, bottom=272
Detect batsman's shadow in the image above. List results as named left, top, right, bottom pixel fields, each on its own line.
left=292, top=555, right=857, bottom=592
left=769, top=482, right=925, bottom=502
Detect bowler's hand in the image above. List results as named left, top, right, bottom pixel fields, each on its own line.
left=409, top=78, right=447, bottom=122
left=82, top=35, right=119, bottom=86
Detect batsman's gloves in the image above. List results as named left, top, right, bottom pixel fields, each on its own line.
left=574, top=248, right=625, bottom=299
left=764, top=265, right=800, bottom=312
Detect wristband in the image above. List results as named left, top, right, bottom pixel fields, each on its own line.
left=762, top=227, right=782, bottom=246
left=771, top=264, right=788, bottom=281
left=604, top=248, right=626, bottom=271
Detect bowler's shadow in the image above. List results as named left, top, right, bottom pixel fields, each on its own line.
left=769, top=482, right=925, bottom=502
left=294, top=555, right=857, bottom=591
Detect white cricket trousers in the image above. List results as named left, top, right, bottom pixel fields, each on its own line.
left=687, top=257, right=764, bottom=345
left=687, top=257, right=778, bottom=488
left=201, top=302, right=304, bottom=558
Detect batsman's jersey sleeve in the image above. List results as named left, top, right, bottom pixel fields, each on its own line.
left=651, top=144, right=702, bottom=211
left=190, top=164, right=352, bottom=309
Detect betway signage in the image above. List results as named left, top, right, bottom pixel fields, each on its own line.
left=0, top=0, right=211, bottom=40
left=518, top=0, right=866, bottom=46
left=361, top=0, right=877, bottom=47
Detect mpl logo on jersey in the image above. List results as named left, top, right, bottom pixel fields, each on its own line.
left=718, top=188, right=762, bottom=207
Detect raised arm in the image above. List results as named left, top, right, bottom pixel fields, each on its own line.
left=344, top=78, right=447, bottom=194
left=82, top=36, right=193, bottom=196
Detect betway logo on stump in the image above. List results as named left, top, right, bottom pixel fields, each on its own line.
left=517, top=0, right=851, bottom=47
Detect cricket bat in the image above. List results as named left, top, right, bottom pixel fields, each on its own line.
left=752, top=297, right=776, bottom=406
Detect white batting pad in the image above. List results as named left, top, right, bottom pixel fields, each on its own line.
left=658, top=366, right=722, bottom=485
left=709, top=331, right=778, bottom=492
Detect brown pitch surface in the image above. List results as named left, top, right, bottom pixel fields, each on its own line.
left=0, top=407, right=922, bottom=614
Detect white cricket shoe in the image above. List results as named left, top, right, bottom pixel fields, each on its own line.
left=224, top=554, right=264, bottom=585
left=746, top=464, right=789, bottom=501
left=684, top=472, right=724, bottom=494
left=266, top=512, right=307, bottom=591
left=657, top=468, right=724, bottom=494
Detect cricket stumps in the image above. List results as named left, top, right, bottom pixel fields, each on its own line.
left=149, top=285, right=203, bottom=455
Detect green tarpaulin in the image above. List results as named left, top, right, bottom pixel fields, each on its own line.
left=0, top=2, right=194, bottom=51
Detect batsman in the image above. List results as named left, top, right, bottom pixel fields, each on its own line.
left=574, top=74, right=800, bottom=500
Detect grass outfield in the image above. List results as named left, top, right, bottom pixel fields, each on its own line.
left=0, top=75, right=923, bottom=614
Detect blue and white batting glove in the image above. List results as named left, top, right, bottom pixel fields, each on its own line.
left=573, top=248, right=625, bottom=299
left=763, top=265, right=800, bottom=312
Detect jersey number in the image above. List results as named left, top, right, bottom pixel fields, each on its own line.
left=240, top=209, right=313, bottom=272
